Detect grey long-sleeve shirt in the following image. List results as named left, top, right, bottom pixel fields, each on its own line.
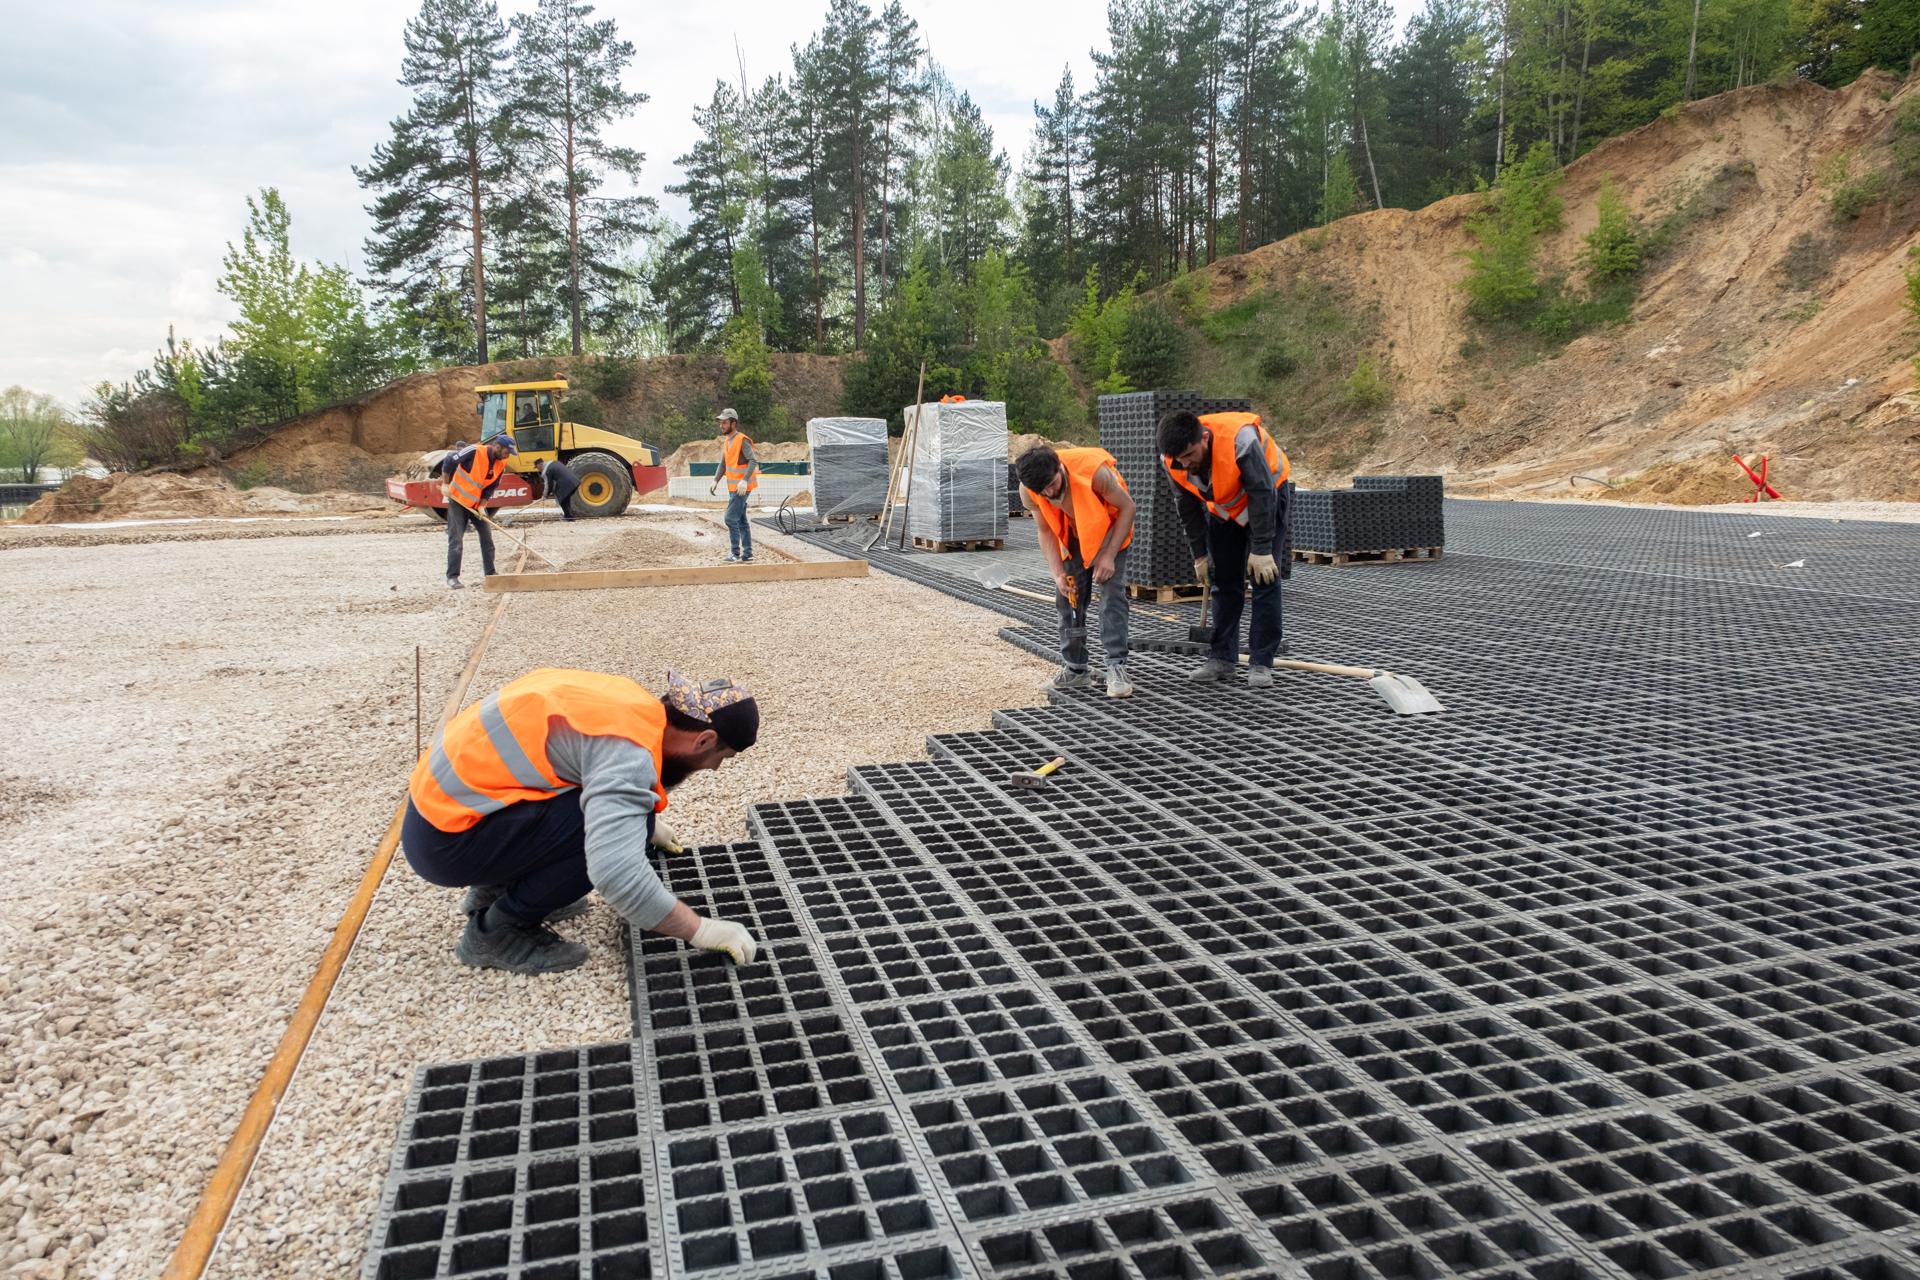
left=544, top=725, right=677, bottom=929
left=1166, top=423, right=1280, bottom=557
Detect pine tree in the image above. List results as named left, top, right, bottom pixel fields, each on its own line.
left=510, top=0, right=653, bottom=354
left=659, top=83, right=748, bottom=350
left=356, top=0, right=512, bottom=363
left=1020, top=67, right=1083, bottom=314
left=816, top=0, right=885, bottom=349
left=1382, top=0, right=1489, bottom=202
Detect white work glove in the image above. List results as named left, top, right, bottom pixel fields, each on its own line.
left=649, top=820, right=684, bottom=855
left=1248, top=553, right=1280, bottom=584
left=1193, top=557, right=1212, bottom=588
left=691, top=916, right=759, bottom=965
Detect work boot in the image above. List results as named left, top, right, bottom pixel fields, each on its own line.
left=455, top=907, right=588, bottom=975
left=1186, top=658, right=1233, bottom=683
left=1048, top=667, right=1093, bottom=691
left=447, top=575, right=463, bottom=590
left=1106, top=664, right=1135, bottom=699
left=1246, top=665, right=1275, bottom=689
left=460, top=884, right=591, bottom=922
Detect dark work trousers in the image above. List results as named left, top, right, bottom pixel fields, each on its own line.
left=445, top=502, right=497, bottom=579
left=402, top=795, right=591, bottom=924
left=1205, top=516, right=1284, bottom=667
left=724, top=492, right=753, bottom=558
left=544, top=461, right=581, bottom=520
left=1052, top=537, right=1131, bottom=670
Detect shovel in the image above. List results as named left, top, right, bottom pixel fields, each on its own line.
left=1273, top=658, right=1445, bottom=715
left=974, top=562, right=1053, bottom=605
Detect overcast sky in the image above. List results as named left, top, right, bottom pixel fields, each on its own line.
left=0, top=0, right=1419, bottom=410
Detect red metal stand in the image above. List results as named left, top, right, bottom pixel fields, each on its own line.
left=1734, top=454, right=1782, bottom=502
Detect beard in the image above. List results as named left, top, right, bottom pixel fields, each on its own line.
left=661, top=755, right=695, bottom=789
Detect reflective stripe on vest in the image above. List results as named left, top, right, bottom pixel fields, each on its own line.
left=448, top=448, right=505, bottom=510
left=1165, top=413, right=1289, bottom=524
left=408, top=669, right=669, bottom=833
left=723, top=433, right=758, bottom=494
left=1022, top=448, right=1133, bottom=559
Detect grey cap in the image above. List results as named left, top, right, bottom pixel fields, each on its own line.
left=715, top=408, right=739, bottom=422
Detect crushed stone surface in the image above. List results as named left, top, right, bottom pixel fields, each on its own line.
left=0, top=515, right=1049, bottom=1278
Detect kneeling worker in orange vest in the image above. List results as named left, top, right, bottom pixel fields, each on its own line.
left=1014, top=444, right=1138, bottom=699
left=401, top=668, right=762, bottom=975
left=1157, top=409, right=1290, bottom=688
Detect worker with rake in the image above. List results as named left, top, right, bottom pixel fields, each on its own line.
left=441, top=433, right=516, bottom=589
left=1014, top=443, right=1138, bottom=699
left=401, top=668, right=763, bottom=976
left=1158, top=409, right=1291, bottom=688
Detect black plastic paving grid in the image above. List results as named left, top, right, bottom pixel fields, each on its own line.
left=368, top=500, right=1920, bottom=1279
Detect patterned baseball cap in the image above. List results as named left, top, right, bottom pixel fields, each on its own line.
left=664, top=670, right=759, bottom=751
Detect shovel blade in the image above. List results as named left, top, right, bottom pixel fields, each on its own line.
left=1368, top=672, right=1444, bottom=715
left=975, top=563, right=1013, bottom=591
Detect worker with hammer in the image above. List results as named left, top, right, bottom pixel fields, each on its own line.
left=402, top=668, right=763, bottom=975
left=441, top=433, right=517, bottom=589
left=1014, top=443, right=1137, bottom=699
left=1157, top=410, right=1291, bottom=687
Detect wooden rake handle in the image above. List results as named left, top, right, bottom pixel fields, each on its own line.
left=1272, top=658, right=1382, bottom=680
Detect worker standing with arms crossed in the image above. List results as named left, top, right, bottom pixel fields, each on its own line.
left=401, top=668, right=763, bottom=975
left=1156, top=409, right=1290, bottom=687
left=441, top=434, right=517, bottom=588
left=708, top=408, right=759, bottom=563
left=1014, top=443, right=1137, bottom=699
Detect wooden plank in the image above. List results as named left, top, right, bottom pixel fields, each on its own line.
left=484, top=559, right=869, bottom=593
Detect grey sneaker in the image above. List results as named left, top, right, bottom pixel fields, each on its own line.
left=455, top=911, right=588, bottom=974
left=1106, top=665, right=1135, bottom=699
left=1048, top=667, right=1094, bottom=691
left=1186, top=658, right=1233, bottom=683
left=1246, top=665, right=1275, bottom=689
left=460, top=884, right=591, bottom=922
left=447, top=575, right=463, bottom=590
left=721, top=552, right=740, bottom=563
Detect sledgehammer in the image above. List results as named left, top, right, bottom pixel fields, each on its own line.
left=1010, top=757, right=1067, bottom=790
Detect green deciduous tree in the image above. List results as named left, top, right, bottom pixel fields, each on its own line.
left=0, top=388, right=81, bottom=483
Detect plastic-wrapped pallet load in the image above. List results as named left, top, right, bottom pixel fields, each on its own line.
left=902, top=399, right=1009, bottom=544
left=806, top=416, right=889, bottom=519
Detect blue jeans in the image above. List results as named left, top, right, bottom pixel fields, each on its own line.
left=1054, top=544, right=1131, bottom=669
left=1206, top=516, right=1284, bottom=666
left=725, top=492, right=752, bottom=558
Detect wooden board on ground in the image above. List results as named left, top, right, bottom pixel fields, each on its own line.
left=484, top=560, right=869, bottom=593
left=913, top=536, right=1005, bottom=553
left=1291, top=546, right=1443, bottom=566
left=1126, top=581, right=1204, bottom=602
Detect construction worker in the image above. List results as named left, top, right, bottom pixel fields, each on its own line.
left=401, top=668, right=762, bottom=975
left=1014, top=443, right=1137, bottom=699
left=442, top=434, right=517, bottom=588
left=1157, top=410, right=1290, bottom=687
left=708, top=408, right=759, bottom=563
left=542, top=457, right=582, bottom=521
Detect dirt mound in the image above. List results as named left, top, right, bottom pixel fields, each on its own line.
left=1175, top=72, right=1920, bottom=505
left=560, top=528, right=706, bottom=571
left=14, top=473, right=394, bottom=524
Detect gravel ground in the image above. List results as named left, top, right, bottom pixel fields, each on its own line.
left=0, top=513, right=1050, bottom=1278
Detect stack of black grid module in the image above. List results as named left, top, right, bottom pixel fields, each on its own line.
left=1292, top=474, right=1446, bottom=554
left=1005, top=463, right=1023, bottom=518
left=1096, top=391, right=1252, bottom=588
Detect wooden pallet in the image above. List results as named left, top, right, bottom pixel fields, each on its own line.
left=823, top=513, right=870, bottom=525
left=1291, top=546, right=1443, bottom=566
left=1126, top=581, right=1205, bottom=602
left=912, top=536, right=1005, bottom=553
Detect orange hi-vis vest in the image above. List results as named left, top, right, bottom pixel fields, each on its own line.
left=409, top=669, right=669, bottom=833
left=1165, top=412, right=1289, bottom=524
left=723, top=433, right=758, bottom=494
left=1024, top=448, right=1134, bottom=558
left=448, top=446, right=507, bottom=511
